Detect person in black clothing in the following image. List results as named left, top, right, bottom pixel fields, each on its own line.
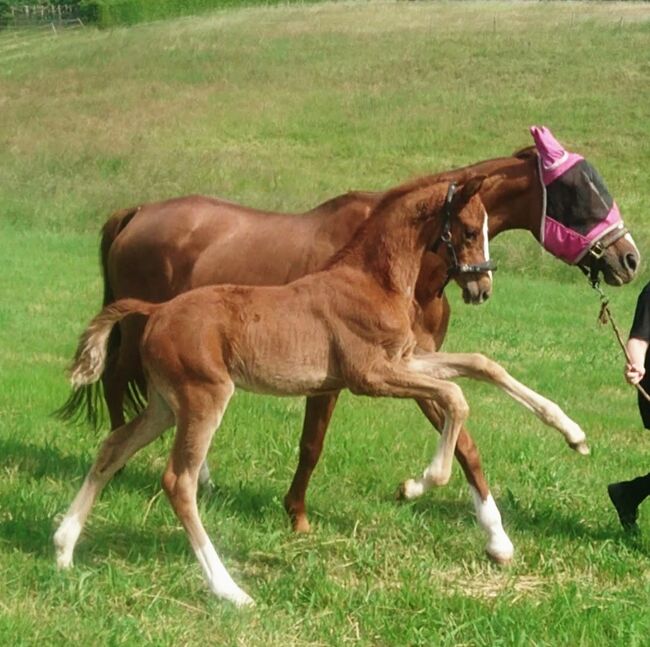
left=608, top=281, right=650, bottom=530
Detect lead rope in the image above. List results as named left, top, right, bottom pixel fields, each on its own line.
left=590, top=277, right=650, bottom=402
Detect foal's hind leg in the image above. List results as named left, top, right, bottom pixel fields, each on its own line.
left=283, top=393, right=340, bottom=533
left=162, top=381, right=253, bottom=607
left=54, top=392, right=173, bottom=568
left=401, top=399, right=513, bottom=564
left=103, top=322, right=216, bottom=491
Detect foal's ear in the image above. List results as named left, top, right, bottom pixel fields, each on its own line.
left=457, top=174, right=487, bottom=203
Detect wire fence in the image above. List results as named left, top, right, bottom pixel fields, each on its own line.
left=2, top=4, right=85, bottom=31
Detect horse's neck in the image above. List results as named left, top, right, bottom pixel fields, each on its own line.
left=479, top=155, right=543, bottom=240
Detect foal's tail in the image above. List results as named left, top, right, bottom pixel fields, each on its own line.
left=69, top=299, right=159, bottom=389
left=55, top=207, right=142, bottom=427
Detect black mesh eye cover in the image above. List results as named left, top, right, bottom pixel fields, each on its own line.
left=546, top=161, right=614, bottom=235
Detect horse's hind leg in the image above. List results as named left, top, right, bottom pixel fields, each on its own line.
left=401, top=399, right=513, bottom=564
left=54, top=391, right=173, bottom=569
left=102, top=317, right=147, bottom=429
left=283, top=393, right=340, bottom=533
left=162, top=381, right=253, bottom=607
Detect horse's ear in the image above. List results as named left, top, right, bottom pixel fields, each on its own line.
left=457, top=174, right=487, bottom=203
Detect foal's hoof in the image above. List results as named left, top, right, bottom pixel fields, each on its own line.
left=218, top=587, right=255, bottom=608
left=486, top=549, right=513, bottom=566
left=568, top=440, right=590, bottom=456
left=485, top=539, right=515, bottom=565
left=396, top=479, right=424, bottom=501
left=396, top=482, right=407, bottom=500
left=233, top=591, right=256, bottom=608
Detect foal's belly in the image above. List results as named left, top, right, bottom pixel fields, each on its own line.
left=232, top=365, right=343, bottom=397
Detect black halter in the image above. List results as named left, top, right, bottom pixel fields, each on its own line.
left=432, top=182, right=498, bottom=279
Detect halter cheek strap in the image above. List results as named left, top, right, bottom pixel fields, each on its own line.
left=432, top=182, right=498, bottom=279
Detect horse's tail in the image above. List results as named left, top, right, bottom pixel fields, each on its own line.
left=69, top=299, right=158, bottom=389
left=55, top=207, right=141, bottom=427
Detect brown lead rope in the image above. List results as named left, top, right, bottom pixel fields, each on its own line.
left=591, top=278, right=650, bottom=403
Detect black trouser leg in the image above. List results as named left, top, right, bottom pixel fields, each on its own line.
left=608, top=472, right=650, bottom=529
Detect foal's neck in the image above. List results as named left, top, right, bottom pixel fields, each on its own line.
left=336, top=206, right=442, bottom=298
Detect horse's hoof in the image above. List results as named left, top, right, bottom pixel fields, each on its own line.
left=234, top=592, right=255, bottom=608
left=292, top=516, right=311, bottom=534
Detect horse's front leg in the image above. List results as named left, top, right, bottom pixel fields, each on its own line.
left=283, top=393, right=340, bottom=533
left=399, top=399, right=513, bottom=564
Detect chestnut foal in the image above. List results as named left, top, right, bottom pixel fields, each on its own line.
left=55, top=178, right=587, bottom=605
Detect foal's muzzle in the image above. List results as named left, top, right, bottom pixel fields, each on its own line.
left=461, top=273, right=493, bottom=305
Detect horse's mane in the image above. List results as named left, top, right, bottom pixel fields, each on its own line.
left=513, top=145, right=537, bottom=160
left=323, top=144, right=539, bottom=270
left=371, top=174, right=447, bottom=218
left=306, top=190, right=379, bottom=216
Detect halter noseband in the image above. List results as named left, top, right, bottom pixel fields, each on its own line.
left=433, top=182, right=498, bottom=278
left=582, top=221, right=629, bottom=261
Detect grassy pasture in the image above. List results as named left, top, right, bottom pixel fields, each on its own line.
left=1, top=2, right=650, bottom=644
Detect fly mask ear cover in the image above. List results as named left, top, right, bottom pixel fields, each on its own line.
left=530, top=125, right=625, bottom=265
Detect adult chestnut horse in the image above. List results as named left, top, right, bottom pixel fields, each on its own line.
left=59, top=127, right=639, bottom=563
left=56, top=179, right=588, bottom=606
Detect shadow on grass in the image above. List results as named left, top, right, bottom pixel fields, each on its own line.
left=0, top=436, right=159, bottom=488
left=391, top=482, right=650, bottom=558
left=0, top=441, right=282, bottom=565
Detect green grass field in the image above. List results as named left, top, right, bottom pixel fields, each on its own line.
left=2, top=2, right=650, bottom=644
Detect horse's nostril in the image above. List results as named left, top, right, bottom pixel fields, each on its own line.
left=624, top=252, right=638, bottom=273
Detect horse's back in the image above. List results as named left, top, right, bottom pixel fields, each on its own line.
left=106, top=192, right=377, bottom=301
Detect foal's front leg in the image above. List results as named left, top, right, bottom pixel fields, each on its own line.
left=358, top=369, right=470, bottom=488
left=162, top=381, right=253, bottom=607
left=418, top=352, right=589, bottom=454
left=401, top=399, right=514, bottom=564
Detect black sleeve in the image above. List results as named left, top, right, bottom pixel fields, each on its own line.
left=629, top=282, right=650, bottom=342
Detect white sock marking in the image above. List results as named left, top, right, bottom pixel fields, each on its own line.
left=53, top=513, right=82, bottom=569
left=469, top=486, right=514, bottom=563
left=194, top=540, right=254, bottom=607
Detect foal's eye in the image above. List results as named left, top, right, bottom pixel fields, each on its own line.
left=464, top=228, right=478, bottom=241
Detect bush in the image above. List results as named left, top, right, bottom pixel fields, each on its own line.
left=0, top=2, right=10, bottom=29
left=79, top=0, right=313, bottom=28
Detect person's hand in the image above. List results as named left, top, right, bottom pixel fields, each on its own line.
left=625, top=362, right=645, bottom=385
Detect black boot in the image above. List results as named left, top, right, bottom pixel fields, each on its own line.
left=607, top=473, right=650, bottom=530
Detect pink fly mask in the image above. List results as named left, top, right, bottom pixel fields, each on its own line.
left=531, top=126, right=627, bottom=265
